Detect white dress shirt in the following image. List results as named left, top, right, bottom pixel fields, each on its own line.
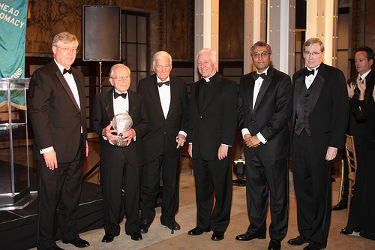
left=360, top=69, right=371, bottom=82
left=305, top=65, right=320, bottom=89
left=113, top=90, right=129, bottom=115
left=241, top=67, right=269, bottom=144
left=157, top=76, right=171, bottom=119
left=157, top=76, right=187, bottom=137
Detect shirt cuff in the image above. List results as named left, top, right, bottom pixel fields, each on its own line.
left=221, top=143, right=232, bottom=147
left=256, top=132, right=267, bottom=144
left=40, top=146, right=53, bottom=154
left=178, top=131, right=187, bottom=137
left=241, top=128, right=250, bottom=138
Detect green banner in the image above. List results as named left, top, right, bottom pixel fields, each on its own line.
left=0, top=0, right=28, bottom=109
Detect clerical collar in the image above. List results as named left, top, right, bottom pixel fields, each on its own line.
left=54, top=59, right=71, bottom=75
left=360, top=69, right=371, bottom=81
left=203, top=72, right=216, bottom=82
left=256, top=66, right=269, bottom=76
left=156, top=76, right=170, bottom=83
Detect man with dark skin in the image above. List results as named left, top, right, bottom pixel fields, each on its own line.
left=236, top=41, right=292, bottom=250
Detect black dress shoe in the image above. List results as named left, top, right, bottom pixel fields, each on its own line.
left=188, top=227, right=211, bottom=235
left=102, top=234, right=116, bottom=243
left=332, top=201, right=347, bottom=210
left=303, top=242, right=322, bottom=250
left=140, top=222, right=149, bottom=234
left=268, top=239, right=281, bottom=250
left=340, top=227, right=360, bottom=236
left=287, top=235, right=309, bottom=246
left=235, top=231, right=266, bottom=241
left=129, top=232, right=143, bottom=241
left=161, top=220, right=181, bottom=231
left=62, top=237, right=90, bottom=248
left=211, top=231, right=224, bottom=241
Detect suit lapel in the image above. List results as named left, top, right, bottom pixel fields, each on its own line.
left=128, top=91, right=136, bottom=118
left=150, top=75, right=165, bottom=119
left=72, top=70, right=85, bottom=111
left=55, top=70, right=81, bottom=111
left=245, top=74, right=255, bottom=112
left=307, top=66, right=325, bottom=111
left=166, top=78, right=177, bottom=119
left=104, top=90, right=114, bottom=121
left=292, top=73, right=305, bottom=123
left=254, top=70, right=272, bottom=111
left=365, top=70, right=375, bottom=103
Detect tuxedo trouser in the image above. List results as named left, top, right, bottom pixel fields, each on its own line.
left=244, top=153, right=289, bottom=241
left=140, top=154, right=180, bottom=225
left=291, top=132, right=332, bottom=248
left=37, top=135, right=84, bottom=249
left=346, top=144, right=363, bottom=232
left=101, top=146, right=140, bottom=235
left=193, top=151, right=232, bottom=232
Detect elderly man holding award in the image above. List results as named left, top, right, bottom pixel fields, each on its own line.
left=92, top=64, right=149, bottom=242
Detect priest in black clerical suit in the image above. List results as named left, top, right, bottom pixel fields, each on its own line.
left=288, top=38, right=348, bottom=250
left=236, top=41, right=292, bottom=250
left=187, top=48, right=238, bottom=241
left=137, top=51, right=188, bottom=233
left=92, top=64, right=149, bottom=242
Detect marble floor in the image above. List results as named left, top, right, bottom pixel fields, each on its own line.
left=5, top=137, right=374, bottom=250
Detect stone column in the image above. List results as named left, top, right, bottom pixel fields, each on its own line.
left=194, top=0, right=219, bottom=81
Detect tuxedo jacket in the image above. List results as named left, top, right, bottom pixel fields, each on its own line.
left=238, top=67, right=292, bottom=161
left=352, top=70, right=375, bottom=149
left=91, top=89, right=149, bottom=166
left=188, top=73, right=238, bottom=160
left=291, top=63, right=349, bottom=154
left=29, top=60, right=87, bottom=163
left=137, top=74, right=188, bottom=161
left=347, top=69, right=375, bottom=142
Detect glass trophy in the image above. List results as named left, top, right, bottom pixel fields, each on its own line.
left=110, top=113, right=133, bottom=147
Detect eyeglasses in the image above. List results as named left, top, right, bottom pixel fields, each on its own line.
left=155, top=65, right=171, bottom=70
left=252, top=52, right=270, bottom=58
left=111, top=76, right=130, bottom=81
left=56, top=46, right=78, bottom=54
left=304, top=51, right=322, bottom=57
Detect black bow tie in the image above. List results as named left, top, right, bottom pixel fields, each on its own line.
left=254, top=73, right=266, bottom=80
left=305, top=67, right=318, bottom=77
left=114, top=91, right=127, bottom=99
left=63, top=68, right=72, bottom=74
left=158, top=81, right=170, bottom=87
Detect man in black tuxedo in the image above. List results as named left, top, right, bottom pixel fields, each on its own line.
left=340, top=47, right=374, bottom=233
left=29, top=32, right=90, bottom=250
left=236, top=41, right=292, bottom=250
left=137, top=51, right=188, bottom=233
left=288, top=38, right=348, bottom=250
left=187, top=48, right=238, bottom=241
left=92, top=64, right=149, bottom=242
